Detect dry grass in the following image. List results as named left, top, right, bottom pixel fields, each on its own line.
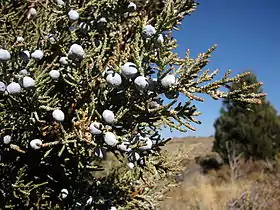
left=124, top=137, right=214, bottom=208
left=161, top=175, right=252, bottom=210
left=157, top=138, right=280, bottom=210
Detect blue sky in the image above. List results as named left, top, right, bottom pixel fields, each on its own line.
left=162, top=0, right=280, bottom=138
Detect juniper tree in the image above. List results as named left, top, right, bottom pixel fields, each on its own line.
left=0, top=0, right=264, bottom=209
left=213, top=72, right=280, bottom=161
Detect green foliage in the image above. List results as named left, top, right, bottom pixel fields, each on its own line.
left=0, top=0, right=264, bottom=209
left=213, top=72, right=280, bottom=161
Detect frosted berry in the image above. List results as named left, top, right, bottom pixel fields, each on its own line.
left=7, top=82, right=21, bottom=94
left=106, top=72, right=122, bottom=87
left=142, top=25, right=156, bottom=38
left=161, top=74, right=176, bottom=88
left=16, top=36, right=24, bottom=43
left=102, top=110, right=115, bottom=124
left=28, top=8, right=37, bottom=16
left=129, top=151, right=140, bottom=162
left=138, top=157, right=145, bottom=166
left=127, top=162, right=134, bottom=169
left=96, top=17, right=107, bottom=30
left=131, top=133, right=141, bottom=143
left=23, top=76, right=35, bottom=89
left=117, top=141, right=131, bottom=152
left=150, top=100, right=160, bottom=108
left=49, top=70, right=60, bottom=79
left=0, top=81, right=6, bottom=92
left=46, top=34, right=56, bottom=44
left=134, top=76, right=149, bottom=91
left=0, top=49, right=11, bottom=61
left=52, top=109, right=65, bottom=121
left=134, top=152, right=140, bottom=161
left=123, top=12, right=129, bottom=18
left=102, top=68, right=114, bottom=77
left=19, top=69, right=28, bottom=76
left=56, top=0, right=65, bottom=6
left=94, top=147, right=106, bottom=159
left=138, top=138, right=153, bottom=150
left=68, top=10, right=79, bottom=21
left=89, top=122, right=103, bottom=135
left=157, top=34, right=164, bottom=44
left=97, top=17, right=107, bottom=24
left=68, top=44, right=85, bottom=60
left=79, top=22, right=91, bottom=33
left=19, top=50, right=30, bottom=61
left=104, top=132, right=118, bottom=146
left=3, top=135, right=12, bottom=144
left=59, top=57, right=68, bottom=65
left=30, top=139, right=42, bottom=150
left=31, top=50, right=44, bottom=61
left=127, top=2, right=137, bottom=12
left=60, top=189, right=69, bottom=199
left=121, top=62, right=138, bottom=78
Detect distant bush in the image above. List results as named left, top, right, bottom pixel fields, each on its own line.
left=213, top=72, right=280, bottom=161
left=195, top=152, right=224, bottom=173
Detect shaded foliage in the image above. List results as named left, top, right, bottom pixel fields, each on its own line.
left=213, top=72, right=280, bottom=161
